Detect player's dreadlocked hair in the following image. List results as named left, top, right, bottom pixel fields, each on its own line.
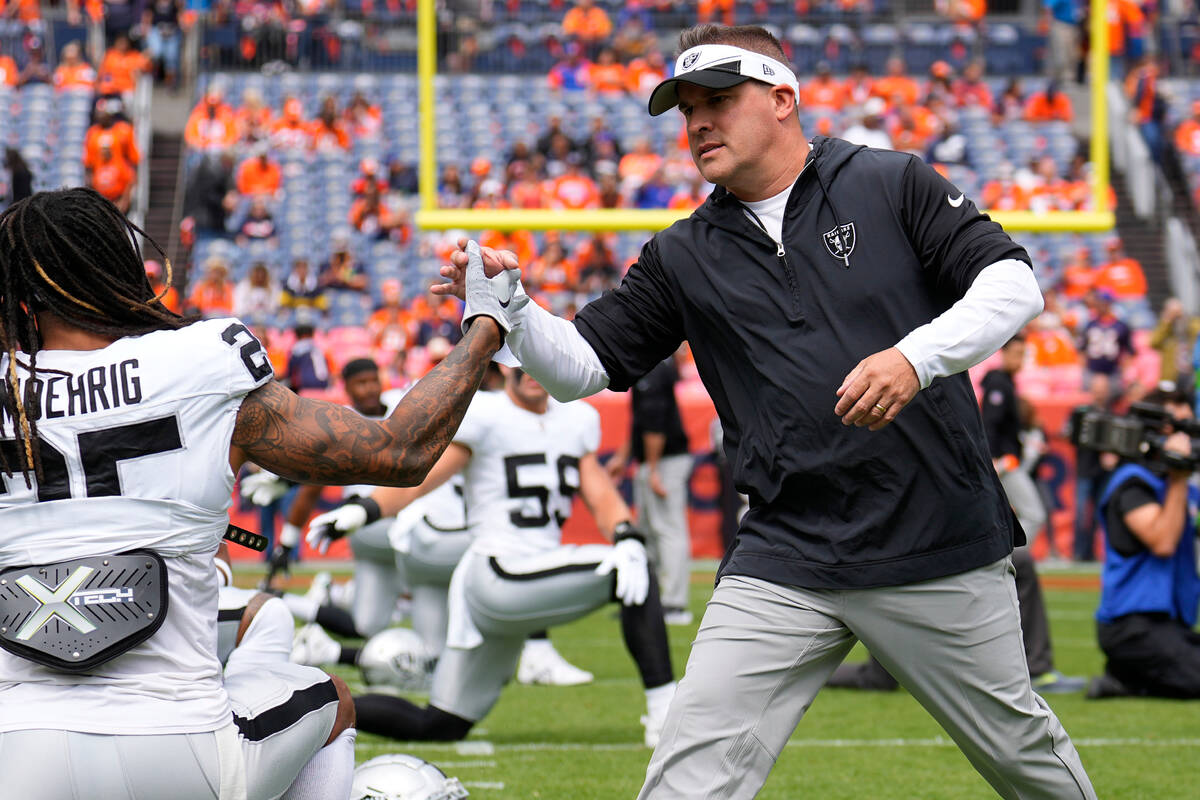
left=0, top=187, right=186, bottom=486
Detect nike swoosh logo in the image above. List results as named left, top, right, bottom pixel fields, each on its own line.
left=947, top=193, right=965, bottom=208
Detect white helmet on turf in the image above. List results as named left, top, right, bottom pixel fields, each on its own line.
left=358, top=627, right=435, bottom=691
left=351, top=754, right=468, bottom=800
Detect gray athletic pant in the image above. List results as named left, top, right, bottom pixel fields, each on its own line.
left=395, top=517, right=471, bottom=656
left=634, top=454, right=693, bottom=611
left=349, top=518, right=407, bottom=637
left=1000, top=468, right=1047, bottom=552
left=638, top=559, right=1096, bottom=800
left=0, top=664, right=339, bottom=800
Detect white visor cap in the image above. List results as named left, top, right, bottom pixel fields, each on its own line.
left=648, top=44, right=800, bottom=116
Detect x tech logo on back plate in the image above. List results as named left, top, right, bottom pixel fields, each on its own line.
left=14, top=567, right=97, bottom=640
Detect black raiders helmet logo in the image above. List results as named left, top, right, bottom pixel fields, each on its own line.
left=682, top=52, right=700, bottom=70
left=823, top=222, right=856, bottom=267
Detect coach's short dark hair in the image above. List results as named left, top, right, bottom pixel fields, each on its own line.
left=677, top=25, right=788, bottom=64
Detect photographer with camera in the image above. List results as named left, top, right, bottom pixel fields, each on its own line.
left=1087, top=385, right=1200, bottom=699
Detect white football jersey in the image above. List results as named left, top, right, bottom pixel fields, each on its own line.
left=453, top=391, right=599, bottom=558
left=0, top=318, right=271, bottom=734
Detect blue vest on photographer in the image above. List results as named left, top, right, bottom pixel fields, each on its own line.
left=1095, top=463, right=1200, bottom=626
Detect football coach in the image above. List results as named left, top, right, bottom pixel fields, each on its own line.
left=439, top=24, right=1097, bottom=800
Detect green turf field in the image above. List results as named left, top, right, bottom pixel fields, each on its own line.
left=240, top=563, right=1200, bottom=799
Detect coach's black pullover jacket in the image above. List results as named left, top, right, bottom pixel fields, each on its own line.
left=574, top=136, right=1029, bottom=589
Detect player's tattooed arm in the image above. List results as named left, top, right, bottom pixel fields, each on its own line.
left=230, top=321, right=501, bottom=486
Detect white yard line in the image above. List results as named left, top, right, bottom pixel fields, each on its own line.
left=393, top=737, right=1200, bottom=753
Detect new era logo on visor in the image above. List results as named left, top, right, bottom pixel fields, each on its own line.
left=682, top=52, right=700, bottom=69
left=763, top=64, right=775, bottom=76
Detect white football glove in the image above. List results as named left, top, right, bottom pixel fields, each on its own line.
left=305, top=497, right=380, bottom=554
left=595, top=534, right=650, bottom=606
left=240, top=470, right=291, bottom=506
left=461, top=239, right=522, bottom=335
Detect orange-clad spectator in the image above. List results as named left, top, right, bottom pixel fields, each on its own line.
left=1028, top=155, right=1070, bottom=213
left=1041, top=287, right=1083, bottom=334
left=953, top=61, right=993, bottom=109
left=1060, top=247, right=1098, bottom=300
left=669, top=174, right=710, bottom=211
left=471, top=177, right=510, bottom=211
left=84, top=103, right=140, bottom=171
left=344, top=91, right=382, bottom=139
left=89, top=142, right=136, bottom=212
left=235, top=147, right=282, bottom=197
left=1061, top=156, right=1117, bottom=211
left=309, top=97, right=351, bottom=152
left=1027, top=319, right=1080, bottom=367
left=924, top=60, right=956, bottom=104
left=481, top=227, right=538, bottom=269
left=587, top=49, right=627, bottom=95
left=98, top=34, right=151, bottom=96
left=187, top=256, right=235, bottom=318
left=350, top=181, right=411, bottom=243
left=562, top=0, right=612, bottom=43
left=185, top=86, right=238, bottom=151
left=697, top=0, right=735, bottom=25
left=145, top=259, right=181, bottom=314
left=234, top=87, right=274, bottom=145
left=527, top=239, right=579, bottom=293
left=888, top=107, right=937, bottom=153
left=1095, top=238, right=1147, bottom=299
left=842, top=63, right=874, bottom=107
left=980, top=163, right=1031, bottom=210
left=548, top=155, right=600, bottom=209
left=937, top=0, right=985, bottom=24
left=1024, top=82, right=1073, bottom=122
left=0, top=53, right=16, bottom=87
left=271, top=97, right=310, bottom=151
left=1173, top=100, right=1200, bottom=155
left=1108, top=0, right=1145, bottom=65
left=574, top=233, right=620, bottom=290
left=1, top=0, right=40, bottom=23
left=618, top=137, right=663, bottom=187
left=251, top=324, right=289, bottom=379
left=1124, top=57, right=1159, bottom=125
left=367, top=278, right=413, bottom=352
left=509, top=168, right=547, bottom=208
left=53, top=42, right=95, bottom=92
left=626, top=51, right=667, bottom=95
left=800, top=62, right=846, bottom=111
left=351, top=158, right=388, bottom=197
left=871, top=57, right=921, bottom=109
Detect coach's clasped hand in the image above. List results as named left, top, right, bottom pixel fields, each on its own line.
left=306, top=496, right=382, bottom=553
left=835, top=347, right=921, bottom=431
left=595, top=528, right=650, bottom=606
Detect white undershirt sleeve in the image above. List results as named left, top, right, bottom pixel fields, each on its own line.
left=894, top=259, right=1044, bottom=390
left=499, top=288, right=611, bottom=401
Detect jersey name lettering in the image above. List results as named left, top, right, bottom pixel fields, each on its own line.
left=0, top=358, right=143, bottom=423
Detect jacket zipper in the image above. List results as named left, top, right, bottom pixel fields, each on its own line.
left=742, top=208, right=803, bottom=322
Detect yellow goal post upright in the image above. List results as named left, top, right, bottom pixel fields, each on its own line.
left=414, top=0, right=1114, bottom=235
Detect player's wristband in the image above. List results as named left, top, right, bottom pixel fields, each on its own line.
left=346, top=495, right=383, bottom=526
left=613, top=521, right=645, bottom=545
left=278, top=522, right=302, bottom=548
